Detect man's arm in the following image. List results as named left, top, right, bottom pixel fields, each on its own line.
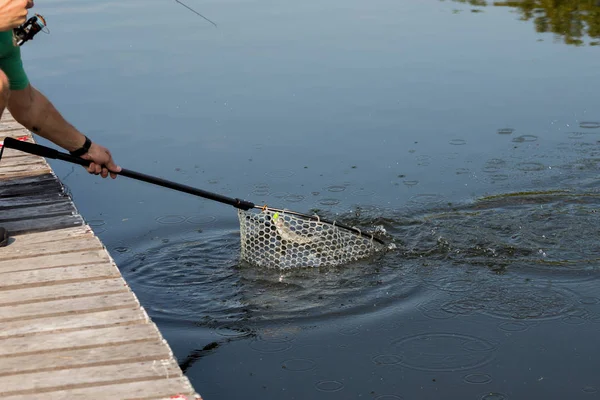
left=8, top=84, right=121, bottom=179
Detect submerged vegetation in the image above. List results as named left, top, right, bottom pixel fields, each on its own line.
left=446, top=0, right=600, bottom=46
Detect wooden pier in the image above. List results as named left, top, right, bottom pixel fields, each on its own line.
left=0, top=112, right=201, bottom=399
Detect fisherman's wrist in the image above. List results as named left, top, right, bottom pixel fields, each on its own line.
left=69, top=135, right=92, bottom=157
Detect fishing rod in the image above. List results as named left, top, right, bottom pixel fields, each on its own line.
left=174, top=0, right=217, bottom=27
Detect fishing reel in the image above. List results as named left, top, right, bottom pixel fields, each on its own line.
left=13, top=14, right=47, bottom=47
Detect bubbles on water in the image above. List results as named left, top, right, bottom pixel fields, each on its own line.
left=561, top=315, right=586, bottom=325
left=215, top=323, right=253, bottom=338
left=252, top=184, right=270, bottom=196
left=418, top=300, right=457, bottom=320
left=375, top=395, right=403, bottom=400
left=456, top=168, right=471, bottom=175
left=481, top=393, right=507, bottom=400
left=463, top=373, right=493, bottom=384
left=88, top=219, right=105, bottom=227
left=427, top=277, right=475, bottom=293
left=408, top=193, right=445, bottom=207
left=489, top=174, right=509, bottom=183
left=389, top=333, right=496, bottom=372
left=579, top=296, right=599, bottom=305
left=156, top=215, right=186, bottom=224
left=372, top=354, right=403, bottom=365
left=579, top=122, right=600, bottom=129
left=497, top=321, right=529, bottom=332
left=285, top=194, right=305, bottom=203
left=259, top=326, right=298, bottom=343
left=271, top=191, right=290, bottom=199
left=497, top=128, right=515, bottom=135
left=265, top=169, right=295, bottom=178
left=568, top=132, right=587, bottom=140
left=352, top=188, right=376, bottom=197
left=249, top=338, right=293, bottom=353
left=512, top=135, right=538, bottom=143
left=337, top=325, right=361, bottom=336
left=582, top=386, right=598, bottom=394
left=403, top=180, right=419, bottom=187
left=449, top=139, right=467, bottom=145
left=515, top=162, right=546, bottom=172
left=327, top=185, right=346, bottom=192
left=482, top=159, right=506, bottom=174
left=319, top=198, right=341, bottom=206
left=478, top=284, right=576, bottom=321
left=315, top=380, right=344, bottom=392
left=186, top=215, right=217, bottom=225
left=282, top=358, right=316, bottom=372
left=441, top=299, right=481, bottom=316
left=416, top=155, right=432, bottom=166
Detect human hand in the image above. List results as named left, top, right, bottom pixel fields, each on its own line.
left=0, top=0, right=30, bottom=31
left=81, top=142, right=122, bottom=179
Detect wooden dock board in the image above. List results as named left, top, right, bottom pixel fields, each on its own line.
left=0, top=111, right=201, bottom=399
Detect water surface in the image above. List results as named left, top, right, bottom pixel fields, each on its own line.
left=22, top=0, right=600, bottom=398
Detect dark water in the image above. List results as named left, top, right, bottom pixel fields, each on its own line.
left=24, top=0, right=600, bottom=398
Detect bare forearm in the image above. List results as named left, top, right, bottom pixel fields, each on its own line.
left=9, top=85, right=86, bottom=152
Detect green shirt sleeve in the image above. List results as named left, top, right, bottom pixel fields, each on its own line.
left=0, top=31, right=30, bottom=91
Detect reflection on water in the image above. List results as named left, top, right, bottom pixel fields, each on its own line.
left=448, top=0, right=600, bottom=46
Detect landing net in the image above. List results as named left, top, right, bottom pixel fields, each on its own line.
left=238, top=208, right=384, bottom=269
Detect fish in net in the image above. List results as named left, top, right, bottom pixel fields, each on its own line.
left=238, top=207, right=386, bottom=269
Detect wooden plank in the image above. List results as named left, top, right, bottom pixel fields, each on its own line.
left=0, top=213, right=85, bottom=236
left=0, top=323, right=162, bottom=357
left=0, top=201, right=76, bottom=222
left=0, top=225, right=93, bottom=243
left=0, top=177, right=62, bottom=197
left=0, top=110, right=16, bottom=121
left=0, top=359, right=185, bottom=397
left=0, top=306, right=146, bottom=339
left=0, top=163, right=52, bottom=177
left=0, top=192, right=71, bottom=210
left=0, top=120, right=26, bottom=132
left=1, top=377, right=200, bottom=400
left=0, top=154, right=47, bottom=167
left=0, top=172, right=55, bottom=186
left=0, top=249, right=110, bottom=273
left=0, top=236, right=104, bottom=260
left=0, top=291, right=138, bottom=323
left=0, top=278, right=127, bottom=305
left=0, top=168, right=51, bottom=180
left=0, top=340, right=171, bottom=377
left=0, top=149, right=33, bottom=159
left=0, top=262, right=121, bottom=290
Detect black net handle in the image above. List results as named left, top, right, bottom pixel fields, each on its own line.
left=1, top=137, right=255, bottom=211
left=3, top=137, right=386, bottom=245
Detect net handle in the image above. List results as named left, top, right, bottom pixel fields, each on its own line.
left=3, top=137, right=386, bottom=245
left=1, top=137, right=255, bottom=210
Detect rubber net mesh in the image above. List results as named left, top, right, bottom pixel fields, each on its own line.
left=238, top=208, right=383, bottom=269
